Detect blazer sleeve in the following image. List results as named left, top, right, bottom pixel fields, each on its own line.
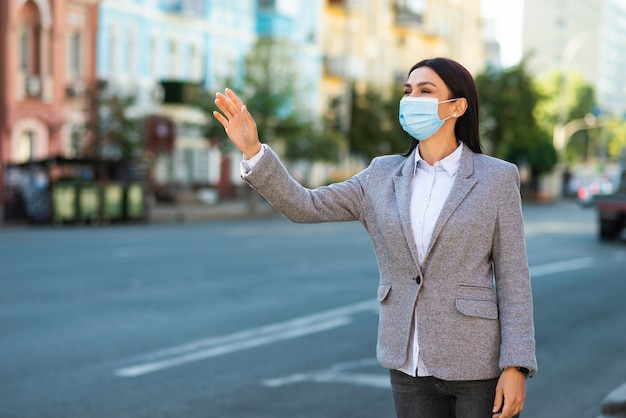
left=242, top=145, right=368, bottom=223
left=492, top=164, right=538, bottom=376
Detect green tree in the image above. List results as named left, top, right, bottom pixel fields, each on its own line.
left=87, top=89, right=141, bottom=161
left=202, top=37, right=342, bottom=163
left=604, top=123, right=626, bottom=161
left=347, top=86, right=409, bottom=160
left=534, top=69, right=596, bottom=162
left=476, top=61, right=557, bottom=181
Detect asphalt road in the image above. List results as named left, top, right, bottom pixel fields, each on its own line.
left=1, top=201, right=624, bottom=418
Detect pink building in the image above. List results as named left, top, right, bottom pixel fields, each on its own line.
left=0, top=0, right=98, bottom=216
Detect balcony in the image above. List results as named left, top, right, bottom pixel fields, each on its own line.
left=394, top=5, right=424, bottom=28
left=323, top=55, right=365, bottom=79
left=256, top=13, right=294, bottom=39
left=159, top=0, right=205, bottom=15
left=66, top=81, right=86, bottom=98
left=159, top=80, right=202, bottom=105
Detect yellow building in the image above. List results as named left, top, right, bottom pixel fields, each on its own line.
left=320, top=0, right=485, bottom=117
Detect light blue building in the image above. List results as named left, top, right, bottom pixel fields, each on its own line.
left=96, top=0, right=323, bottom=196
left=597, top=0, right=626, bottom=118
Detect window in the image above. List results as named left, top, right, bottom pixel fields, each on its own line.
left=168, top=40, right=178, bottom=78
left=19, top=26, right=29, bottom=72
left=259, top=0, right=275, bottom=9
left=18, top=1, right=41, bottom=75
left=127, top=29, right=136, bottom=74
left=150, top=37, right=159, bottom=77
left=68, top=32, right=81, bottom=78
left=109, top=25, right=117, bottom=75
left=70, top=128, right=82, bottom=158
left=160, top=0, right=205, bottom=14
left=276, top=0, right=298, bottom=17
left=396, top=0, right=425, bottom=14
left=19, top=23, right=41, bottom=75
left=18, top=131, right=35, bottom=162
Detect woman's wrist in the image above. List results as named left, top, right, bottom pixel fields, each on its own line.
left=243, top=143, right=263, bottom=159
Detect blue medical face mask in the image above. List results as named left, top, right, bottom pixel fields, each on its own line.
left=398, top=97, right=459, bottom=140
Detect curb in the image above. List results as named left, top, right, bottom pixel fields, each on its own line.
left=148, top=201, right=279, bottom=224
left=598, top=382, right=626, bottom=418
left=0, top=201, right=280, bottom=228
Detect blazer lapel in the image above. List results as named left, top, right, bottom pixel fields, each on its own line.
left=393, top=149, right=422, bottom=269
left=424, top=147, right=478, bottom=262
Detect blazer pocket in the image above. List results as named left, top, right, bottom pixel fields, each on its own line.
left=377, top=283, right=392, bottom=302
left=455, top=298, right=498, bottom=319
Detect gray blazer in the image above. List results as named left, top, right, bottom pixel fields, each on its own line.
left=245, top=145, right=537, bottom=380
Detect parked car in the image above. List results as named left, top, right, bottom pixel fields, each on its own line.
left=577, top=177, right=614, bottom=206
left=595, top=162, right=626, bottom=240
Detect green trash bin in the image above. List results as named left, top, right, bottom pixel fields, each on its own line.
left=125, top=183, right=145, bottom=220
left=77, top=182, right=101, bottom=223
left=51, top=182, right=77, bottom=223
left=102, top=183, right=124, bottom=222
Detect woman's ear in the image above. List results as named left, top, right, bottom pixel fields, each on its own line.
left=453, top=98, right=468, bottom=118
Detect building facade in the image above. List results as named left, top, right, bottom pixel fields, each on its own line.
left=597, top=0, right=626, bottom=117
left=320, top=0, right=484, bottom=126
left=96, top=0, right=254, bottom=200
left=96, top=0, right=324, bottom=200
left=522, top=0, right=626, bottom=117
left=0, top=0, right=99, bottom=211
left=2, top=0, right=491, bottom=217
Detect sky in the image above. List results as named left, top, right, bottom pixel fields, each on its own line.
left=480, top=0, right=524, bottom=67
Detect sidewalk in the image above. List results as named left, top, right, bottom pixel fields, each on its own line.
left=148, top=199, right=279, bottom=223
left=0, top=199, right=279, bottom=228
left=598, top=382, right=626, bottom=418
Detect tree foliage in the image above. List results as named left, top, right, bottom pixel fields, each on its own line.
left=347, top=87, right=410, bottom=160
left=87, top=89, right=141, bottom=160
left=534, top=69, right=597, bottom=162
left=605, top=123, right=626, bottom=161
left=202, top=37, right=343, bottom=163
left=475, top=61, right=557, bottom=176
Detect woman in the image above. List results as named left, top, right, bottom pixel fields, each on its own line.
left=213, top=57, right=537, bottom=418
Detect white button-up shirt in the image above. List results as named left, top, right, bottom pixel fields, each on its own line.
left=398, top=142, right=463, bottom=377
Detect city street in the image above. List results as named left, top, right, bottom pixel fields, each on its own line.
left=1, top=201, right=625, bottom=418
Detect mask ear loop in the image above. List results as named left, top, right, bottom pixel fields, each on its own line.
left=440, top=98, right=462, bottom=121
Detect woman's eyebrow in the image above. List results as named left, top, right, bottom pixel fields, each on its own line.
left=404, top=81, right=438, bottom=88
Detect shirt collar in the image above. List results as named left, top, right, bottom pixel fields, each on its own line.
left=414, top=142, right=464, bottom=176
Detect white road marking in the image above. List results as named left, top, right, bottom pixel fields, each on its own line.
left=263, top=358, right=389, bottom=389
left=530, top=257, right=594, bottom=277
left=114, top=258, right=595, bottom=379
left=115, top=300, right=378, bottom=378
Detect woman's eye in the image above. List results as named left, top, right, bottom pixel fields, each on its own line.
left=403, top=90, right=411, bottom=96
left=420, top=89, right=431, bottom=94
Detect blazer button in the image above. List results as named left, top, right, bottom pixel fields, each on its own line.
left=415, top=275, right=422, bottom=285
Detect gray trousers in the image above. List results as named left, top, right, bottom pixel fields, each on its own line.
left=389, top=370, right=519, bottom=418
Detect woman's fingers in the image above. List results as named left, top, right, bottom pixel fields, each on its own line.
left=215, top=92, right=238, bottom=119
left=225, top=88, right=244, bottom=109
left=214, top=88, right=245, bottom=120
left=212, top=89, right=261, bottom=158
left=212, top=110, right=228, bottom=129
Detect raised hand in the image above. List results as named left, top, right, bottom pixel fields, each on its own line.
left=213, top=88, right=262, bottom=158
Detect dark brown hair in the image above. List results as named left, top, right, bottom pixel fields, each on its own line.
left=403, top=57, right=483, bottom=156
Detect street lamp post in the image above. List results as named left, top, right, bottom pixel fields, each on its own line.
left=553, top=34, right=589, bottom=160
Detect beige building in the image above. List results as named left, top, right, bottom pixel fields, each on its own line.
left=522, top=0, right=602, bottom=82
left=319, top=0, right=485, bottom=132
left=321, top=0, right=484, bottom=98
left=522, top=0, right=626, bottom=116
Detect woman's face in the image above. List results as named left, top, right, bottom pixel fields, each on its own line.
left=403, top=66, right=455, bottom=121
